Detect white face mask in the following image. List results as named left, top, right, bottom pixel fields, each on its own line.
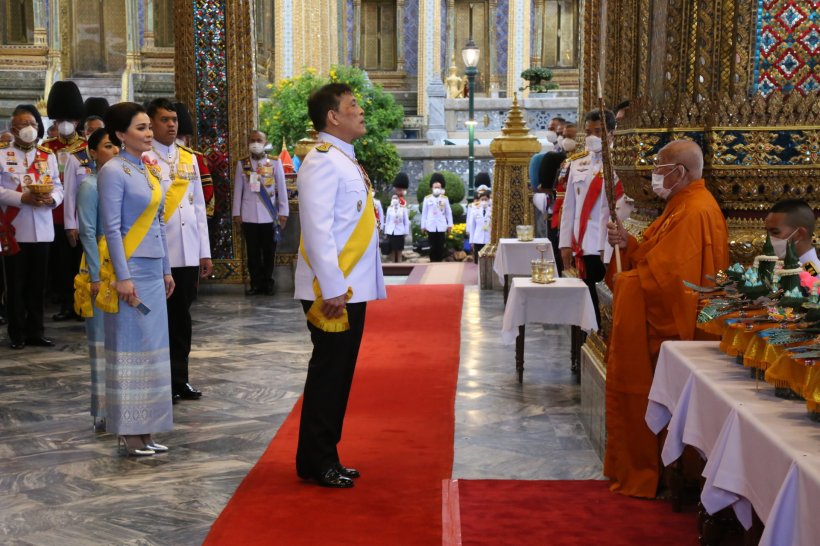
left=770, top=231, right=797, bottom=259
left=545, top=130, right=558, bottom=144
left=249, top=142, right=265, bottom=155
left=391, top=198, right=399, bottom=207
left=58, top=121, right=75, bottom=137
left=562, top=138, right=577, bottom=152
left=17, top=126, right=38, bottom=144
left=651, top=167, right=682, bottom=200
left=480, top=201, right=489, bottom=208
left=585, top=135, right=602, bottom=153
left=432, top=187, right=443, bottom=197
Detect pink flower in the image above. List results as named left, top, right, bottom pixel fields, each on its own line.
left=799, top=270, right=817, bottom=289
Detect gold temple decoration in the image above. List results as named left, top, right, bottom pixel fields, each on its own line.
left=582, top=0, right=820, bottom=263
left=480, top=94, right=541, bottom=263
left=295, top=124, right=320, bottom=162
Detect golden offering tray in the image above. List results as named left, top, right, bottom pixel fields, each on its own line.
left=27, top=183, right=54, bottom=195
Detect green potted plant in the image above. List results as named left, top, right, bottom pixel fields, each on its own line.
left=519, top=67, right=559, bottom=94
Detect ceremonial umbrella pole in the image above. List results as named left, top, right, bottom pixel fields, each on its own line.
left=597, top=75, right=622, bottom=273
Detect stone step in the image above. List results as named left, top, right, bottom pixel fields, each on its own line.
left=66, top=77, right=122, bottom=106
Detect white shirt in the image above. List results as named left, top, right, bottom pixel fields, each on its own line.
left=468, top=204, right=492, bottom=245
left=421, top=193, right=453, bottom=232
left=799, top=247, right=820, bottom=275
left=384, top=203, right=410, bottom=236
left=0, top=144, right=63, bottom=243
left=558, top=151, right=612, bottom=256
left=232, top=155, right=289, bottom=223
left=294, top=132, right=386, bottom=303
left=143, top=140, right=211, bottom=268
left=62, top=152, right=93, bottom=230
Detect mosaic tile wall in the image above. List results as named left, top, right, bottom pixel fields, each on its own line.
left=194, top=0, right=233, bottom=259
left=347, top=0, right=354, bottom=65
left=496, top=0, right=509, bottom=79
left=404, top=0, right=419, bottom=75
left=754, top=0, right=820, bottom=96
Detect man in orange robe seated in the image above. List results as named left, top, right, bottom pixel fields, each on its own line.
left=604, top=140, right=729, bottom=498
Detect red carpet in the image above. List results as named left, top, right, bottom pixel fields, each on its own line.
left=454, top=480, right=698, bottom=545
left=204, top=284, right=464, bottom=546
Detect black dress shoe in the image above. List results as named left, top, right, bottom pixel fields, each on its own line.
left=308, top=467, right=354, bottom=488
left=9, top=339, right=24, bottom=350
left=174, top=383, right=202, bottom=399
left=334, top=463, right=360, bottom=479
left=52, top=310, right=77, bottom=322
left=25, top=336, right=54, bottom=347
left=172, top=394, right=181, bottom=405
left=245, top=288, right=260, bottom=296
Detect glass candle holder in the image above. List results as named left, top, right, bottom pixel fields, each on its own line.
left=531, top=259, right=549, bottom=283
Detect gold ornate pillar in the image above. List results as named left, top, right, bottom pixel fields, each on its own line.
left=506, top=0, right=531, bottom=97
left=121, top=0, right=142, bottom=101
left=531, top=0, right=544, bottom=67
left=352, top=0, right=362, bottom=68
left=144, top=0, right=156, bottom=49
left=487, top=0, right=499, bottom=95
left=445, top=0, right=455, bottom=79
left=417, top=0, right=442, bottom=116
left=396, top=0, right=406, bottom=72
left=44, top=0, right=62, bottom=93
left=32, top=0, right=48, bottom=47
left=174, top=0, right=259, bottom=282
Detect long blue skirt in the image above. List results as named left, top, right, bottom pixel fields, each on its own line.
left=104, top=257, right=173, bottom=435
left=85, top=306, right=105, bottom=419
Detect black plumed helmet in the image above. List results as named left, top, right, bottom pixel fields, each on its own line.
left=475, top=171, right=491, bottom=188
left=46, top=80, right=85, bottom=120
left=15, top=104, right=45, bottom=139
left=174, top=102, right=195, bottom=136
left=430, top=172, right=446, bottom=190
left=393, top=172, right=410, bottom=189
left=83, top=97, right=110, bottom=118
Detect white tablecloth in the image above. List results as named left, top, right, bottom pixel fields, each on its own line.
left=500, top=277, right=598, bottom=344
left=492, top=238, right=556, bottom=283
left=646, top=341, right=820, bottom=545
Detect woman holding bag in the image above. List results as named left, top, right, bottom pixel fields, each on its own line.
left=98, top=102, right=175, bottom=456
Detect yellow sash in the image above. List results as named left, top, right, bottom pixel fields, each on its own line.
left=299, top=179, right=376, bottom=333
left=94, top=161, right=163, bottom=313
left=163, top=146, right=194, bottom=223
left=73, top=254, right=94, bottom=318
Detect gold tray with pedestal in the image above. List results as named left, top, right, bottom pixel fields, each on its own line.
left=27, top=184, right=54, bottom=195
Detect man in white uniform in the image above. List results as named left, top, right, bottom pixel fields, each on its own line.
left=294, top=83, right=386, bottom=488
left=0, top=107, right=63, bottom=349
left=145, top=98, right=212, bottom=402
left=232, top=130, right=289, bottom=295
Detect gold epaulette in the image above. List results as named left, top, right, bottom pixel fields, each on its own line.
left=41, top=137, right=57, bottom=145
left=0, top=141, right=9, bottom=149
left=567, top=150, right=589, bottom=163
left=805, top=262, right=818, bottom=276
left=315, top=142, right=332, bottom=153
left=177, top=143, right=195, bottom=155
left=190, top=148, right=204, bottom=157
left=67, top=139, right=88, bottom=154
left=37, top=144, right=54, bottom=154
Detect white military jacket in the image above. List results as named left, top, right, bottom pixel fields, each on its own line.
left=144, top=140, right=211, bottom=268
left=800, top=247, right=820, bottom=276
left=384, top=202, right=410, bottom=236
left=294, top=132, right=386, bottom=303
left=468, top=204, right=492, bottom=245
left=0, top=142, right=63, bottom=242
left=421, top=193, right=453, bottom=232
left=232, top=155, right=289, bottom=223
left=558, top=151, right=611, bottom=256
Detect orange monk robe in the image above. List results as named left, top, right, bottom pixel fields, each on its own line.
left=603, top=179, right=728, bottom=498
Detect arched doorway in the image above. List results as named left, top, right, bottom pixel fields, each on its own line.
left=70, top=0, right=126, bottom=75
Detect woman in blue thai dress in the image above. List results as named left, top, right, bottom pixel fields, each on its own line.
left=99, top=102, right=175, bottom=456
left=76, top=128, right=119, bottom=432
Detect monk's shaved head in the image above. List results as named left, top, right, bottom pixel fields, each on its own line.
left=658, top=140, right=704, bottom=181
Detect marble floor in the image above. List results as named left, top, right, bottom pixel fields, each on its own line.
left=0, top=282, right=601, bottom=545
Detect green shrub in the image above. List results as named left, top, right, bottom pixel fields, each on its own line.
left=259, top=65, right=404, bottom=192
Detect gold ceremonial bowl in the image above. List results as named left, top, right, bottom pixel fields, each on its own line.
left=516, top=225, right=534, bottom=242
left=27, top=183, right=54, bottom=195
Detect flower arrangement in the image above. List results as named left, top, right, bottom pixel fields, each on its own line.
left=448, top=223, right=467, bottom=251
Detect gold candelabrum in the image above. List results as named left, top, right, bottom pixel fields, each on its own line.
left=479, top=94, right=542, bottom=264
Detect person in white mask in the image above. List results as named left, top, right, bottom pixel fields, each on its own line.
left=384, top=193, right=410, bottom=263
left=421, top=172, right=453, bottom=262
left=764, top=199, right=819, bottom=274
left=547, top=117, right=566, bottom=152
left=558, top=109, right=624, bottom=324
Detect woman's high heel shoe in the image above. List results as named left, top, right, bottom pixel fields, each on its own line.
left=141, top=434, right=168, bottom=452
left=118, top=436, right=155, bottom=456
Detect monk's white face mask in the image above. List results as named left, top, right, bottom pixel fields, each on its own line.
left=651, top=165, right=683, bottom=200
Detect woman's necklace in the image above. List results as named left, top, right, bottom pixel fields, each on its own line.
left=118, top=155, right=154, bottom=190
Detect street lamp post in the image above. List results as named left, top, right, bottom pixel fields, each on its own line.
left=462, top=38, right=480, bottom=199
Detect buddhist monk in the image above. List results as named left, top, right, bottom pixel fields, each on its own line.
left=604, top=140, right=728, bottom=498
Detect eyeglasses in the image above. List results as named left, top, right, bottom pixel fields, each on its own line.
left=651, top=159, right=688, bottom=172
